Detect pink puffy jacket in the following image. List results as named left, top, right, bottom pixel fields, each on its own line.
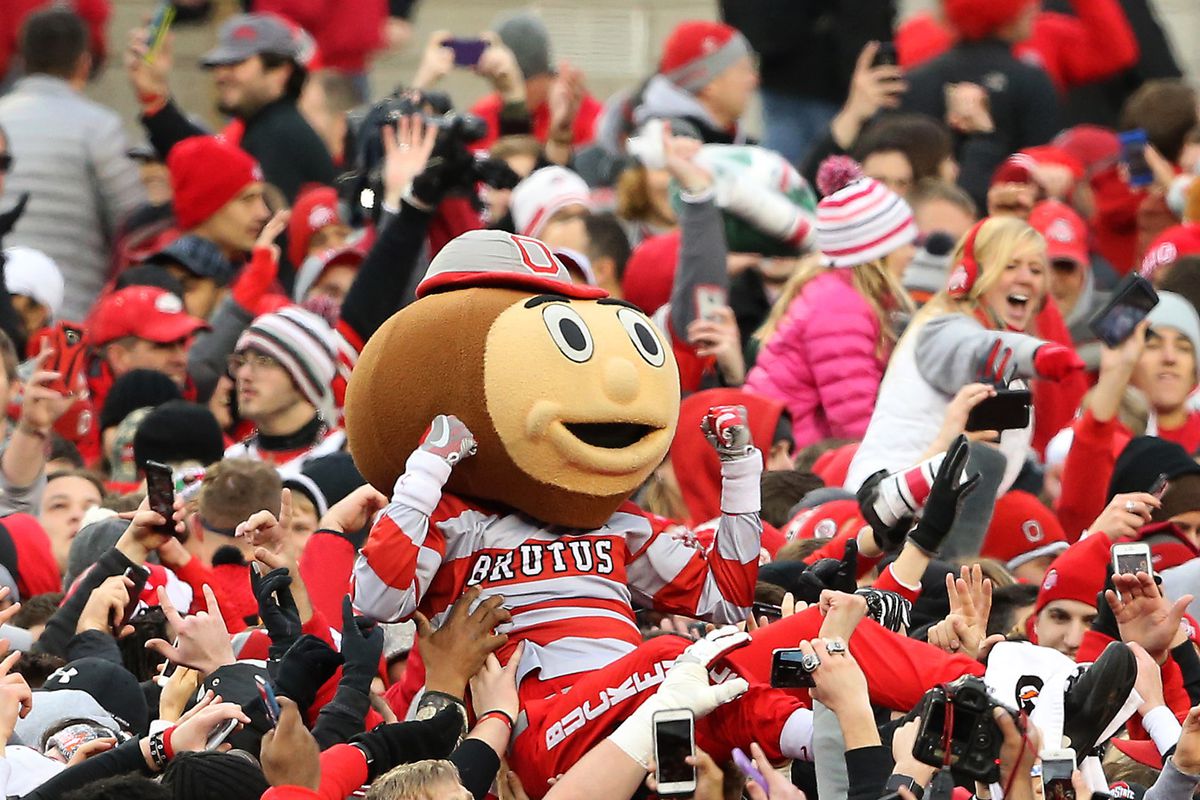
left=744, top=270, right=886, bottom=447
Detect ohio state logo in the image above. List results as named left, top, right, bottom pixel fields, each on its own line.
left=1042, top=569, right=1058, bottom=591
left=948, top=265, right=969, bottom=293
left=814, top=518, right=837, bottom=539
left=1046, top=219, right=1074, bottom=243
left=1022, top=519, right=1044, bottom=543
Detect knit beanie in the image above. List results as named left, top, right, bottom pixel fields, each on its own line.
left=902, top=230, right=957, bottom=300
left=510, top=166, right=592, bottom=238
left=283, top=451, right=364, bottom=518
left=942, top=0, right=1036, bottom=41
left=494, top=11, right=553, bottom=80
left=133, top=400, right=226, bottom=470
left=814, top=156, right=916, bottom=268
left=162, top=751, right=270, bottom=800
left=1146, top=290, right=1200, bottom=378
left=99, top=369, right=182, bottom=431
left=621, top=230, right=680, bottom=315
left=979, top=490, right=1068, bottom=571
left=1035, top=542, right=1105, bottom=617
left=1108, top=436, right=1200, bottom=503
left=147, top=234, right=238, bottom=286
left=288, top=185, right=343, bottom=268
left=110, top=406, right=155, bottom=484
left=167, top=136, right=263, bottom=231
left=659, top=20, right=752, bottom=93
left=4, top=246, right=64, bottom=320
left=66, top=517, right=129, bottom=590
left=235, top=306, right=337, bottom=419
left=0, top=514, right=60, bottom=599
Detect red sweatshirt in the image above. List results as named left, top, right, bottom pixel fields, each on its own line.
left=1033, top=298, right=1089, bottom=457
left=1056, top=410, right=1128, bottom=542
left=261, top=744, right=368, bottom=800
left=469, top=92, right=603, bottom=151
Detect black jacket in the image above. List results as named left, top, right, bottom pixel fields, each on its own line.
left=902, top=39, right=1061, bottom=208
left=142, top=97, right=336, bottom=203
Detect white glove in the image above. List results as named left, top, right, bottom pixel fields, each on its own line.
left=713, top=170, right=815, bottom=248
left=608, top=628, right=751, bottom=767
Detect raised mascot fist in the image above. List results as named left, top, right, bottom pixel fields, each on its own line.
left=420, top=414, right=477, bottom=466
left=701, top=404, right=753, bottom=461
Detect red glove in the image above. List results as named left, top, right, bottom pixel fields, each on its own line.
left=232, top=247, right=279, bottom=312
left=1033, top=344, right=1085, bottom=381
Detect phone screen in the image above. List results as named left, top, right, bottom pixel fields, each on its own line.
left=1115, top=549, right=1151, bottom=577
left=1119, top=130, right=1153, bottom=188
left=654, top=717, right=694, bottom=785
left=1089, top=275, right=1158, bottom=348
left=1041, top=758, right=1076, bottom=800
left=144, top=460, right=176, bottom=538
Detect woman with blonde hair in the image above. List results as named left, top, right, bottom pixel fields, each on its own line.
left=846, top=215, right=1086, bottom=501
left=744, top=156, right=917, bottom=447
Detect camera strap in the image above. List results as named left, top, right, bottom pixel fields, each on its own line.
left=929, top=768, right=955, bottom=800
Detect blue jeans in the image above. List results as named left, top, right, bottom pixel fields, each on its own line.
left=760, top=90, right=838, bottom=167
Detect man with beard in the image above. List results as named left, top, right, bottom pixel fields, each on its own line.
left=125, top=13, right=335, bottom=202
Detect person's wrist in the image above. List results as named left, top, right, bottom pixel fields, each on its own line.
left=1172, top=755, right=1200, bottom=777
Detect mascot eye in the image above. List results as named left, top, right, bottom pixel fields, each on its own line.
left=617, top=308, right=665, bottom=367
left=542, top=304, right=594, bottom=363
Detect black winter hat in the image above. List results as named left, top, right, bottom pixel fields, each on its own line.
left=43, top=657, right=150, bottom=736
left=133, top=400, right=225, bottom=469
left=1106, top=436, right=1200, bottom=502
left=99, top=369, right=182, bottom=431
left=284, top=451, right=365, bottom=518
left=162, top=751, right=270, bottom=800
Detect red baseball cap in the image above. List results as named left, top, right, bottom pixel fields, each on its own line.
left=1029, top=200, right=1089, bottom=268
left=1139, top=223, right=1200, bottom=280
left=88, top=287, right=209, bottom=346
left=980, top=490, right=1069, bottom=571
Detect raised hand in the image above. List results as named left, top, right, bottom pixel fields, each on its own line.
left=237, top=487, right=292, bottom=554
left=76, top=574, right=136, bottom=637
left=1106, top=572, right=1193, bottom=662
left=420, top=414, right=477, bottom=466
left=701, top=404, right=753, bottom=461
left=382, top=114, right=439, bottom=208
left=908, top=435, right=978, bottom=556
left=250, top=567, right=302, bottom=657
left=1089, top=492, right=1159, bottom=541
left=145, top=585, right=235, bottom=675
left=318, top=484, right=388, bottom=534
left=260, top=697, right=322, bottom=789
left=414, top=585, right=510, bottom=698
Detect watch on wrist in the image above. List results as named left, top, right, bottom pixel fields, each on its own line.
left=886, top=773, right=926, bottom=800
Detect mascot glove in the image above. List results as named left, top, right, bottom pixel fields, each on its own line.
left=419, top=414, right=477, bottom=466
left=608, top=631, right=750, bottom=768
left=702, top=405, right=754, bottom=461
left=1033, top=344, right=1085, bottom=381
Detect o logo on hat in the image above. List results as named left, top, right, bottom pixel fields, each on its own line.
left=1047, top=219, right=1073, bottom=243
left=1042, top=569, right=1058, bottom=591
left=1022, top=519, right=1044, bottom=543
left=155, top=293, right=184, bottom=314
left=308, top=205, right=336, bottom=229
left=511, top=234, right=562, bottom=276
left=1144, top=243, right=1178, bottom=275
left=814, top=518, right=836, bottom=540
left=233, top=24, right=258, bottom=41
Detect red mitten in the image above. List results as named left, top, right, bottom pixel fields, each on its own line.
left=231, top=247, right=279, bottom=312
left=1033, top=344, right=1085, bottom=381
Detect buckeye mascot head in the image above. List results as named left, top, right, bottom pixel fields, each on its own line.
left=344, top=230, right=681, bottom=528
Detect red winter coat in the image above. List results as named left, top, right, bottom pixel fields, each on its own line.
left=252, top=0, right=386, bottom=73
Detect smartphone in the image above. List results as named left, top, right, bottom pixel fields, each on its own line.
left=653, top=709, right=696, bottom=796
left=695, top=285, right=726, bottom=322
left=256, top=676, right=281, bottom=728
left=118, top=565, right=149, bottom=628
left=447, top=38, right=487, bottom=67
left=1040, top=749, right=1077, bottom=800
left=965, top=389, right=1032, bottom=433
left=1112, top=542, right=1153, bottom=579
left=144, top=1, right=176, bottom=63
left=1088, top=273, right=1159, bottom=348
left=732, top=747, right=767, bottom=791
left=1118, top=130, right=1153, bottom=188
left=1150, top=473, right=1169, bottom=500
left=873, top=41, right=898, bottom=69
left=143, top=460, right=177, bottom=539
left=752, top=602, right=783, bottom=624
left=770, top=648, right=815, bottom=689
left=204, top=717, right=238, bottom=750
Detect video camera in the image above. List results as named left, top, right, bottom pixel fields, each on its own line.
left=339, top=88, right=520, bottom=225
left=912, top=675, right=1018, bottom=783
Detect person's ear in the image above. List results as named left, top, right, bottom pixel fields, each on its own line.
left=104, top=342, right=130, bottom=374
left=769, top=439, right=795, bottom=470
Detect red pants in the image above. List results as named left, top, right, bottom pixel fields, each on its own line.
left=510, top=607, right=983, bottom=797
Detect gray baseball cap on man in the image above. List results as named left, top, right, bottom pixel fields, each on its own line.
left=200, top=14, right=303, bottom=68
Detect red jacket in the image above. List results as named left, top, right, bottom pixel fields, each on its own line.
left=261, top=744, right=368, bottom=800
left=0, top=0, right=109, bottom=80
left=896, top=2, right=1138, bottom=93
left=469, top=92, right=603, bottom=151
left=252, top=0, right=387, bottom=73
left=1032, top=298, right=1089, bottom=457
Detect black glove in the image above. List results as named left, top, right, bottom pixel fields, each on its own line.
left=808, top=539, right=858, bottom=594
left=762, top=541, right=859, bottom=605
left=250, top=567, right=302, bottom=661
left=0, top=193, right=29, bottom=243
left=350, top=706, right=462, bottom=782
left=907, top=435, right=979, bottom=556
left=411, top=144, right=476, bottom=208
left=857, top=469, right=913, bottom=553
left=339, top=596, right=384, bottom=691
left=273, top=634, right=343, bottom=718
left=1092, top=570, right=1121, bottom=640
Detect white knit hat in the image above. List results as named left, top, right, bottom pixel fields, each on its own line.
left=235, top=306, right=337, bottom=418
left=814, top=156, right=917, bottom=268
left=1147, top=290, right=1200, bottom=379
left=510, top=166, right=592, bottom=238
left=4, top=246, right=64, bottom=320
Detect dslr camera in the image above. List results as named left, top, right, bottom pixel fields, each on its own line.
left=912, top=675, right=1016, bottom=782
left=340, top=88, right=520, bottom=225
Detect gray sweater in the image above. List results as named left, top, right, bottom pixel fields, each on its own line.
left=0, top=75, right=146, bottom=320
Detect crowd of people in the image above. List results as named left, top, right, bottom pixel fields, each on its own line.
left=0, top=0, right=1196, bottom=798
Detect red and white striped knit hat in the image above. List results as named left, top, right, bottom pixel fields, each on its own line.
left=814, top=156, right=917, bottom=268
left=510, top=166, right=593, bottom=238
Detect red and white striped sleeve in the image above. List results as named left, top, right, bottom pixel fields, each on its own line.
left=625, top=451, right=762, bottom=624
left=351, top=449, right=453, bottom=623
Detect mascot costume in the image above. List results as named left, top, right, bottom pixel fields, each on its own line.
left=345, top=230, right=1137, bottom=796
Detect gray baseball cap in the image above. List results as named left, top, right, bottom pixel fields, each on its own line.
left=200, top=13, right=303, bottom=68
